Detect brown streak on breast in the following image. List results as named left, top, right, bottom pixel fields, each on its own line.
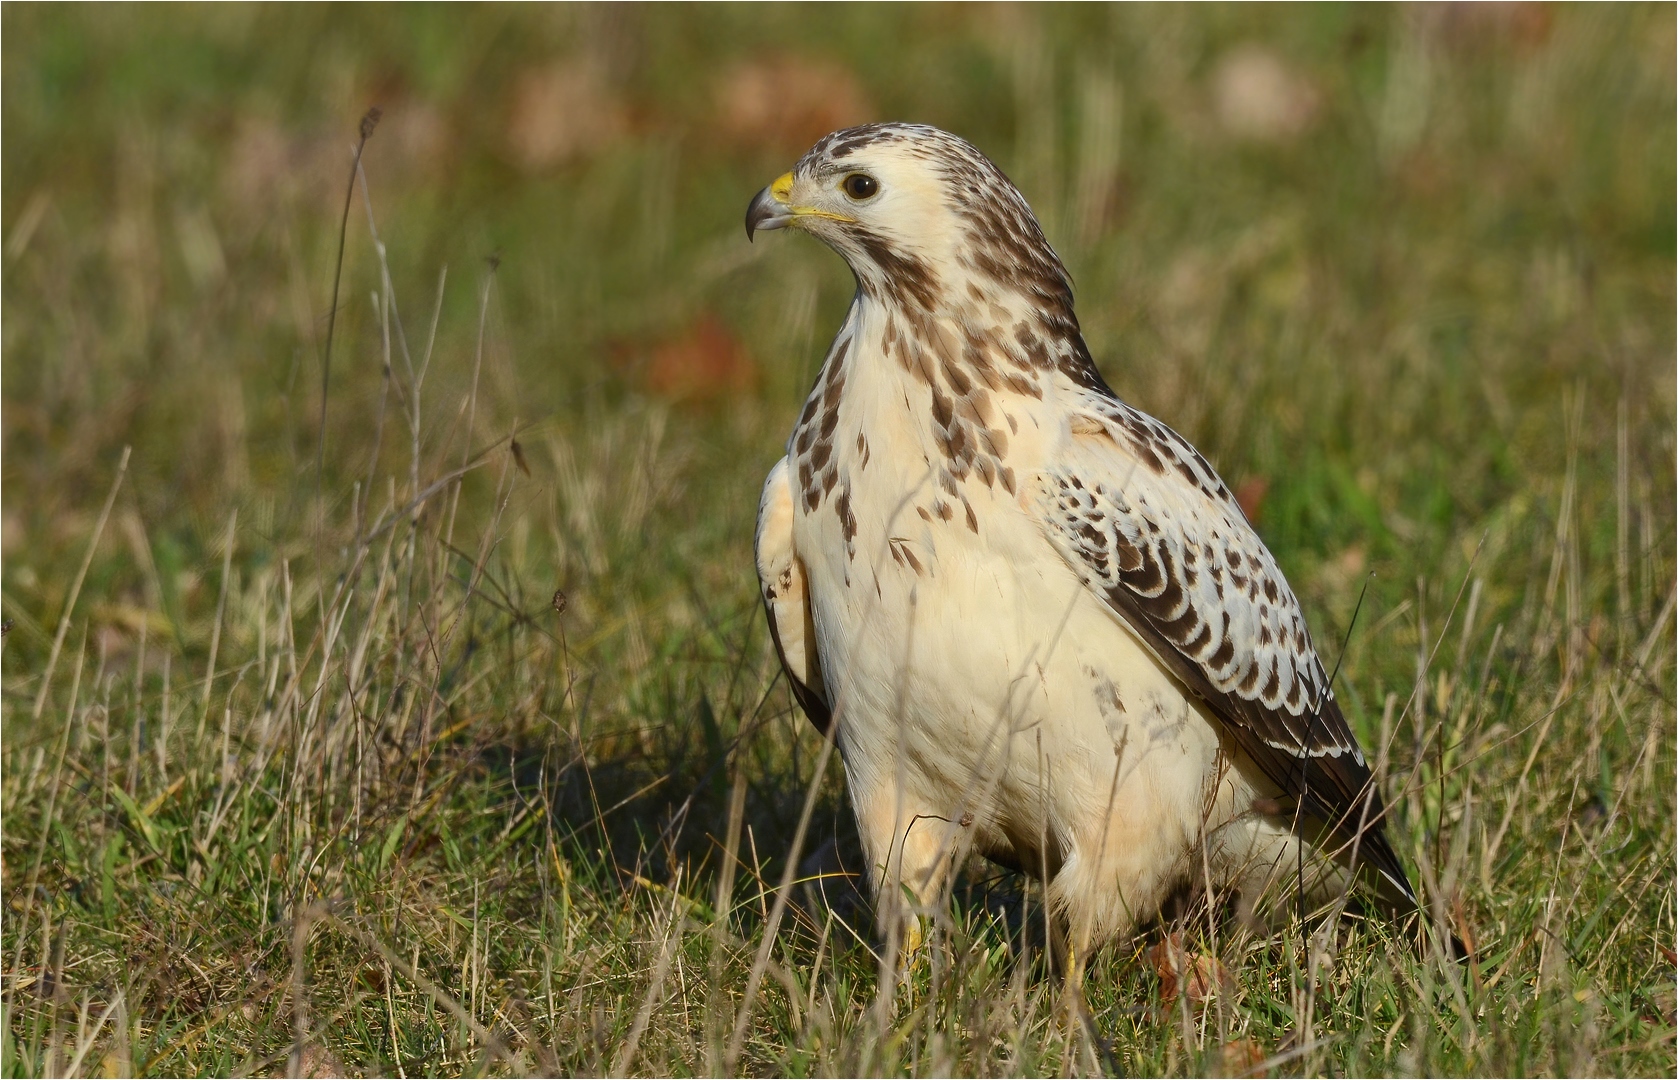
left=890, top=537, right=925, bottom=576
left=930, top=385, right=954, bottom=429
left=822, top=369, right=847, bottom=408
left=835, top=486, right=858, bottom=559
left=946, top=424, right=967, bottom=461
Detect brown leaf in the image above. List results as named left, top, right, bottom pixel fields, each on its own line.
left=1234, top=476, right=1270, bottom=524
left=1149, top=932, right=1234, bottom=1006
left=1211, top=46, right=1320, bottom=144
left=642, top=315, right=758, bottom=402
left=505, top=61, right=628, bottom=173
left=1419, top=3, right=1554, bottom=54
left=299, top=1044, right=345, bottom=1079
left=359, top=962, right=388, bottom=992
left=1221, top=1037, right=1268, bottom=1077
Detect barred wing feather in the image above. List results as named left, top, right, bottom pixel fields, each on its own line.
left=1036, top=395, right=1416, bottom=908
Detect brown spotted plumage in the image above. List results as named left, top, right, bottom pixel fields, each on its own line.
left=748, top=123, right=1414, bottom=951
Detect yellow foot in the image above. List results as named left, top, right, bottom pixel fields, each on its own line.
left=889, top=914, right=931, bottom=1005
left=902, top=914, right=926, bottom=958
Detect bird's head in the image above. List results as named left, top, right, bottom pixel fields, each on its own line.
left=746, top=123, right=1074, bottom=320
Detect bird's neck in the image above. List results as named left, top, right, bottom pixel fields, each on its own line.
left=785, top=288, right=1107, bottom=523
left=838, top=284, right=1111, bottom=411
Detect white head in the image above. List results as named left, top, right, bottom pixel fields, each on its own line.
left=746, top=123, right=1077, bottom=327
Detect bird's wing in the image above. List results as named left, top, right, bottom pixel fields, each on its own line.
left=1032, top=395, right=1415, bottom=907
left=756, top=456, right=832, bottom=734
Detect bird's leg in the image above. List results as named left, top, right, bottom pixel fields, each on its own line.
left=1049, top=918, right=1113, bottom=1076
left=851, top=785, right=963, bottom=976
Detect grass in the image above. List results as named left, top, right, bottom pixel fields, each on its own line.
left=2, top=4, right=1674, bottom=1076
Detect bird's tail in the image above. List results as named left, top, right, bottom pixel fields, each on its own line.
left=1338, top=813, right=1472, bottom=964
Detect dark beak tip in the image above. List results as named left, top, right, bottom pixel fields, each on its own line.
left=745, top=185, right=786, bottom=244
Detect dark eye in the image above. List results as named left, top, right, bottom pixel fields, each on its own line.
left=841, top=173, right=879, bottom=200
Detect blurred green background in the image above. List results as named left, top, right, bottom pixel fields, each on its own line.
left=5, top=3, right=1671, bottom=609
left=2, top=5, right=1674, bottom=1075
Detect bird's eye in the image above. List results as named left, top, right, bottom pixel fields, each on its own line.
left=841, top=173, right=879, bottom=200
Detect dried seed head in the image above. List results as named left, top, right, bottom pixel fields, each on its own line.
left=552, top=589, right=568, bottom=614
left=360, top=107, right=383, bottom=141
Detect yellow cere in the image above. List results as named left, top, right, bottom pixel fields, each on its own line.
left=767, top=170, right=855, bottom=224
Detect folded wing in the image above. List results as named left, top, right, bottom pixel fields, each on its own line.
left=1034, top=396, right=1415, bottom=908
left=756, top=456, right=832, bottom=733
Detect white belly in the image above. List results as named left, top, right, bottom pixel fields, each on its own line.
left=795, top=469, right=1280, bottom=938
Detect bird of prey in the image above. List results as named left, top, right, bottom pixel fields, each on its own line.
left=747, top=123, right=1414, bottom=952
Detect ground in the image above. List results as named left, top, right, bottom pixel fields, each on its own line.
left=2, top=5, right=1674, bottom=1076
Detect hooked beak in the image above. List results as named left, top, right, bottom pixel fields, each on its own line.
left=745, top=172, right=795, bottom=242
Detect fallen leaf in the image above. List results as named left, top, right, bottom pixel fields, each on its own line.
left=506, top=60, right=628, bottom=172
left=1235, top=476, right=1270, bottom=524
left=1419, top=3, right=1554, bottom=53
left=1221, top=1036, right=1268, bottom=1077
left=642, top=315, right=758, bottom=402
left=1211, top=45, right=1320, bottom=144
left=1150, top=932, right=1234, bottom=1006
left=299, top=1044, right=345, bottom=1079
